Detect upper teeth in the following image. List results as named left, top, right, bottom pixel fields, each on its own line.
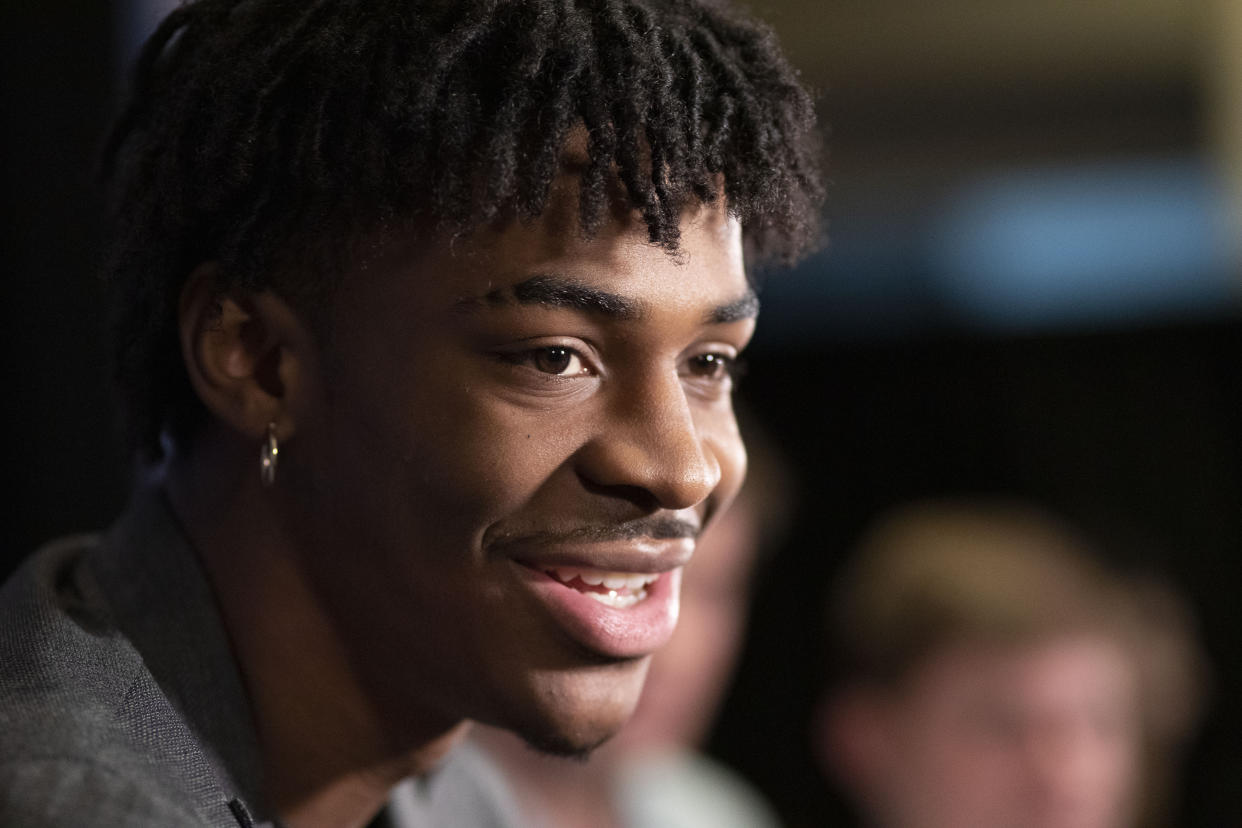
left=548, top=567, right=658, bottom=592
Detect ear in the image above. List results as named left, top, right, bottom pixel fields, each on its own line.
left=178, top=262, right=318, bottom=442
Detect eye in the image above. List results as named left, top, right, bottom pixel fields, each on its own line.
left=528, top=346, right=589, bottom=376
left=684, top=352, right=740, bottom=382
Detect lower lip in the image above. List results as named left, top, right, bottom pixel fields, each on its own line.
left=516, top=564, right=683, bottom=659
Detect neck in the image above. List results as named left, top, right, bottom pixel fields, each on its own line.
left=164, top=430, right=469, bottom=828
left=472, top=725, right=622, bottom=828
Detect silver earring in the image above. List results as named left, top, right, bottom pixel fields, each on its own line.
left=260, top=422, right=279, bottom=487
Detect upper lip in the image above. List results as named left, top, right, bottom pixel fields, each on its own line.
left=488, top=515, right=700, bottom=573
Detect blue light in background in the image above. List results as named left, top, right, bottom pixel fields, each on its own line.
left=928, top=158, right=1237, bottom=330
left=758, top=156, right=1239, bottom=345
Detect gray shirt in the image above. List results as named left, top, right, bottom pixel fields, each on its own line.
left=0, top=487, right=520, bottom=828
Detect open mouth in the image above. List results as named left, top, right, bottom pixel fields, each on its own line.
left=544, top=566, right=660, bottom=609
left=516, top=559, right=683, bottom=658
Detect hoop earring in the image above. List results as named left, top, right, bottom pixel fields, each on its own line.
left=260, top=423, right=279, bottom=487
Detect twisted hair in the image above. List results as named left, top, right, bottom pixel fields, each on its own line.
left=104, top=0, right=823, bottom=458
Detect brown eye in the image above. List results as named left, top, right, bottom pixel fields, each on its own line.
left=687, top=352, right=733, bottom=380
left=533, top=347, right=581, bottom=375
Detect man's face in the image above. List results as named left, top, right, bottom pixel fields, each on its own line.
left=285, top=191, right=753, bottom=755
left=871, top=636, right=1142, bottom=828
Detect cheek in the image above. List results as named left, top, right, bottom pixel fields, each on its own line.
left=892, top=709, right=1016, bottom=816
left=330, top=372, right=577, bottom=544
left=318, top=315, right=570, bottom=527
left=1076, top=722, right=1142, bottom=803
left=703, top=407, right=746, bottom=511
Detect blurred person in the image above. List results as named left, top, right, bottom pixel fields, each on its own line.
left=472, top=418, right=793, bottom=828
left=814, top=500, right=1206, bottom=828
left=0, top=1, right=823, bottom=826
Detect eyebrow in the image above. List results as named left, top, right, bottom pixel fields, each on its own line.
left=511, top=274, right=642, bottom=319
left=455, top=273, right=759, bottom=324
left=455, top=274, right=640, bottom=319
left=710, top=289, right=760, bottom=323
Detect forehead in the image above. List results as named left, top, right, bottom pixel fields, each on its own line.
left=345, top=195, right=749, bottom=325
left=909, top=635, right=1139, bottom=712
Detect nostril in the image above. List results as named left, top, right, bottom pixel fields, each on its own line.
left=576, top=446, right=717, bottom=511
left=576, top=475, right=664, bottom=512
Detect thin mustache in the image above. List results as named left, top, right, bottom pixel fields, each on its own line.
left=496, top=517, right=700, bottom=547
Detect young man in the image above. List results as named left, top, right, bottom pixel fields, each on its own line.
left=816, top=500, right=1206, bottom=828
left=0, top=1, right=821, bottom=827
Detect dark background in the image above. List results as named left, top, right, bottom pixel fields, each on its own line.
left=4, top=1, right=1240, bottom=826
left=717, top=324, right=1242, bottom=827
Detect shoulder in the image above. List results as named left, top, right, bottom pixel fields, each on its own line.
left=0, top=538, right=213, bottom=826
left=0, top=535, right=146, bottom=748
left=0, top=757, right=205, bottom=827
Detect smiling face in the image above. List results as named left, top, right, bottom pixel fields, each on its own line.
left=281, top=191, right=753, bottom=756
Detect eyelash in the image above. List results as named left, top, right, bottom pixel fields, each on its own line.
left=497, top=345, right=745, bottom=386
left=498, top=346, right=594, bottom=378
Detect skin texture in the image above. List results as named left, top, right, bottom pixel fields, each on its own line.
left=825, top=635, right=1142, bottom=828
left=169, top=186, right=753, bottom=827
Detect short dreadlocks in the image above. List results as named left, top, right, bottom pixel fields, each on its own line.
left=104, top=0, right=823, bottom=459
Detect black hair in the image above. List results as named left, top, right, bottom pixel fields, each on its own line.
left=103, top=0, right=823, bottom=459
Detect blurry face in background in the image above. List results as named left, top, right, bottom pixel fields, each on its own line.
left=836, top=635, right=1142, bottom=828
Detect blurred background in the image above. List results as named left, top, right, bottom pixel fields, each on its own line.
left=2, top=0, right=1239, bottom=825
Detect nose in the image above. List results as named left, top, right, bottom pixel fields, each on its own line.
left=575, top=370, right=724, bottom=511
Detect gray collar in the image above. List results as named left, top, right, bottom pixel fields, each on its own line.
left=89, top=485, right=273, bottom=826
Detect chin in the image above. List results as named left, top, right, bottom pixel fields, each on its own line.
left=519, top=728, right=614, bottom=761
left=495, top=657, right=650, bottom=758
